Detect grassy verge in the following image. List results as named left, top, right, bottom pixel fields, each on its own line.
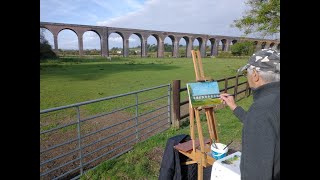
left=80, top=95, right=253, bottom=180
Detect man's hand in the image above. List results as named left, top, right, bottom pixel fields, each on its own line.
left=220, top=93, right=237, bottom=111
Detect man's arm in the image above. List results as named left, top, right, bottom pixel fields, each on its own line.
left=233, top=106, right=247, bottom=123
left=241, top=110, right=275, bottom=180
left=220, top=93, right=247, bottom=123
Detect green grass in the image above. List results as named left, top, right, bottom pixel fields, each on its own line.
left=40, top=56, right=248, bottom=131
left=80, top=95, right=253, bottom=180
left=41, top=56, right=247, bottom=111
left=41, top=55, right=251, bottom=179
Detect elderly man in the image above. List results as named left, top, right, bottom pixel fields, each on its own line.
left=220, top=49, right=280, bottom=180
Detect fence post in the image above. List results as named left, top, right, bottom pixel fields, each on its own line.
left=172, top=80, right=180, bottom=129
left=234, top=74, right=239, bottom=101
left=224, top=77, right=228, bottom=93
left=135, top=93, right=139, bottom=142
left=168, top=83, right=172, bottom=124
left=245, top=81, right=250, bottom=97
left=76, top=106, right=84, bottom=175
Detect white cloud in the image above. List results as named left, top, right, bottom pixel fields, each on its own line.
left=97, top=0, right=248, bottom=36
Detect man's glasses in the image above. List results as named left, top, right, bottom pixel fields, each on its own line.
left=241, top=69, right=248, bottom=77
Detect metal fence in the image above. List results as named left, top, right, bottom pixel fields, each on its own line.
left=40, top=84, right=172, bottom=179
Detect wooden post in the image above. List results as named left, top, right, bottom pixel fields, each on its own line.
left=172, top=80, right=181, bottom=129
left=234, top=74, right=239, bottom=101
left=245, top=81, right=249, bottom=97
left=224, top=77, right=228, bottom=93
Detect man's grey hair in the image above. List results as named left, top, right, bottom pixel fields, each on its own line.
left=247, top=67, right=280, bottom=83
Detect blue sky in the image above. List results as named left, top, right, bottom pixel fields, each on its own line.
left=40, top=0, right=277, bottom=50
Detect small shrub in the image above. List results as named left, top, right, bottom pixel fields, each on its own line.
left=40, top=42, right=57, bottom=60
left=230, top=41, right=255, bottom=56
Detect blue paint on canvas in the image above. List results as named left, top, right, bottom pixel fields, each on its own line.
left=187, top=82, right=220, bottom=96
left=187, top=81, right=222, bottom=108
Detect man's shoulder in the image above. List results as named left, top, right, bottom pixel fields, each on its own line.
left=248, top=92, right=280, bottom=118
left=255, top=91, right=279, bottom=108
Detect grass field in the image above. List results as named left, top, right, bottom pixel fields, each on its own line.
left=40, top=55, right=251, bottom=179
left=40, top=56, right=248, bottom=111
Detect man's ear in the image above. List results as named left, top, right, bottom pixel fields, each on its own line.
left=252, top=69, right=260, bottom=82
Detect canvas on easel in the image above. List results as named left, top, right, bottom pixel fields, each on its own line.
left=187, top=81, right=222, bottom=109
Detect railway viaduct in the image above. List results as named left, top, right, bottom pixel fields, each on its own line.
left=40, top=22, right=280, bottom=58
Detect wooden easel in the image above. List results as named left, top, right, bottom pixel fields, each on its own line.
left=174, top=50, right=220, bottom=180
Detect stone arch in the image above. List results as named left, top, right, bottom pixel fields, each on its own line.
left=192, top=37, right=206, bottom=56
left=206, top=38, right=216, bottom=56
left=57, top=29, right=79, bottom=54
left=261, top=42, right=267, bottom=49
left=108, top=32, right=124, bottom=57
left=146, top=34, right=159, bottom=57
left=219, top=39, right=227, bottom=51
left=252, top=41, right=258, bottom=51
left=85, top=29, right=101, bottom=39
left=128, top=33, right=143, bottom=57
left=40, top=27, right=54, bottom=49
left=83, top=30, right=101, bottom=55
left=164, top=35, right=175, bottom=57
left=276, top=43, right=280, bottom=51
left=58, top=28, right=79, bottom=37
left=178, top=36, right=190, bottom=57
left=269, top=42, right=275, bottom=49
left=192, top=37, right=202, bottom=50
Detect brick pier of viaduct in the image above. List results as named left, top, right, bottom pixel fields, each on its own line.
left=40, top=22, right=280, bottom=58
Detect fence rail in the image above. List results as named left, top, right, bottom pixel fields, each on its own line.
left=40, top=84, right=171, bottom=180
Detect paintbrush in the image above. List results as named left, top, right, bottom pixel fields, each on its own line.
left=223, top=140, right=233, bottom=150
left=212, top=139, right=218, bottom=149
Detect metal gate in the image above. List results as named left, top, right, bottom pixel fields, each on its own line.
left=40, top=84, right=172, bottom=179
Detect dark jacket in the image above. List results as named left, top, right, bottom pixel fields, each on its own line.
left=158, top=134, right=212, bottom=180
left=158, top=134, right=197, bottom=180
left=233, top=81, right=280, bottom=180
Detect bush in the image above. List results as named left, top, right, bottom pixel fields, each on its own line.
left=230, top=41, right=255, bottom=56
left=40, top=41, right=57, bottom=59
left=40, top=30, right=57, bottom=60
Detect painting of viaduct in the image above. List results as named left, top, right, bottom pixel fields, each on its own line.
left=40, top=22, right=280, bottom=58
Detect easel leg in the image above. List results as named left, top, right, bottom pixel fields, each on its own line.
left=198, top=158, right=203, bottom=180
left=189, top=106, right=196, bottom=156
left=209, top=108, right=219, bottom=142
left=194, top=109, right=207, bottom=165
left=205, top=109, right=214, bottom=141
